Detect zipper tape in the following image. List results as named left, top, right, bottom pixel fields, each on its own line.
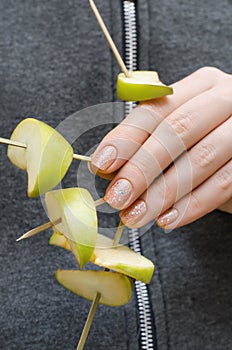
left=122, top=1, right=158, bottom=349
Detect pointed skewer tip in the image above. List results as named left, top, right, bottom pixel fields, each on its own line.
left=16, top=221, right=55, bottom=242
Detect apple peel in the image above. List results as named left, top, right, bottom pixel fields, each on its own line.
left=45, top=188, right=98, bottom=269
left=117, top=70, right=173, bottom=101
left=7, top=118, right=73, bottom=197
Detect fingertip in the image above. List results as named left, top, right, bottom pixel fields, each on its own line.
left=91, top=145, right=117, bottom=171
left=156, top=208, right=179, bottom=229
left=120, top=200, right=147, bottom=227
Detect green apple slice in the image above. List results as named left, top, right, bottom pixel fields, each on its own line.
left=91, top=246, right=154, bottom=284
left=49, top=231, right=72, bottom=251
left=56, top=269, right=133, bottom=306
left=7, top=118, right=73, bottom=197
left=50, top=231, right=115, bottom=251
left=45, top=188, right=98, bottom=269
left=49, top=231, right=154, bottom=283
left=117, top=70, right=173, bottom=101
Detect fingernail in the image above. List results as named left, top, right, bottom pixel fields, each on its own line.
left=120, top=200, right=147, bottom=225
left=156, top=208, right=179, bottom=228
left=91, top=146, right=117, bottom=171
left=104, top=179, right=132, bottom=208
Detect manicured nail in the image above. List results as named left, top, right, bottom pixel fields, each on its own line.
left=156, top=208, right=179, bottom=228
left=91, top=146, right=117, bottom=171
left=104, top=179, right=132, bottom=208
left=120, top=200, right=147, bottom=225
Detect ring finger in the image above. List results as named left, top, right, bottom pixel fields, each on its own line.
left=120, top=116, right=232, bottom=227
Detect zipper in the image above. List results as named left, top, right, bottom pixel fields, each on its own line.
left=122, top=1, right=158, bottom=350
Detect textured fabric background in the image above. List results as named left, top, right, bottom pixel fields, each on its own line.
left=139, top=1, right=232, bottom=350
left=0, top=1, right=232, bottom=350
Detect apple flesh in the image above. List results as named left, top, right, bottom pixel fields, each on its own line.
left=50, top=231, right=154, bottom=283
left=50, top=231, right=115, bottom=251
left=7, top=118, right=73, bottom=197
left=91, top=245, right=154, bottom=284
left=45, top=188, right=98, bottom=269
left=117, top=71, right=173, bottom=101
left=56, top=269, right=133, bottom=306
left=50, top=230, right=72, bottom=251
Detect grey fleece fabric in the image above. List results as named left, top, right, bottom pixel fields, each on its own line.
left=0, top=1, right=232, bottom=350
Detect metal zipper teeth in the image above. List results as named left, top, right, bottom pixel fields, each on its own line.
left=128, top=229, right=156, bottom=350
left=122, top=2, right=157, bottom=350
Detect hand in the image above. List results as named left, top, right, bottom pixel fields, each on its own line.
left=91, top=67, right=232, bottom=230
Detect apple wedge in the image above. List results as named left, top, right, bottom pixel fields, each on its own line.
left=117, top=70, right=173, bottom=101
left=45, top=188, right=98, bottom=269
left=56, top=269, right=133, bottom=306
left=50, top=231, right=115, bottom=251
left=49, top=231, right=72, bottom=251
left=49, top=231, right=154, bottom=283
left=7, top=118, right=73, bottom=197
left=92, top=246, right=154, bottom=284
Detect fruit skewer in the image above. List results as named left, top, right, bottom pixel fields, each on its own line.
left=0, top=135, right=91, bottom=162
left=89, top=0, right=173, bottom=101
left=6, top=3, right=162, bottom=349
left=3, top=118, right=93, bottom=197
left=76, top=220, right=125, bottom=350
left=16, top=196, right=105, bottom=242
left=55, top=3, right=162, bottom=348
left=16, top=184, right=154, bottom=349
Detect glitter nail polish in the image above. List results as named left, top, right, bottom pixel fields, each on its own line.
left=120, top=200, right=147, bottom=225
left=156, top=208, right=179, bottom=228
left=91, top=145, right=117, bottom=171
left=104, top=179, right=132, bottom=208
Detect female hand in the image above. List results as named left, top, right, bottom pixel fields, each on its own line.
left=91, top=67, right=232, bottom=230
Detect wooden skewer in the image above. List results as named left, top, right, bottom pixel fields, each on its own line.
left=73, top=154, right=91, bottom=162
left=76, top=292, right=101, bottom=350
left=0, top=137, right=91, bottom=162
left=94, top=197, right=105, bottom=207
left=16, top=220, right=59, bottom=242
left=0, top=137, right=27, bottom=149
left=89, top=0, right=131, bottom=78
left=16, top=199, right=105, bottom=242
left=112, top=219, right=124, bottom=247
left=76, top=221, right=125, bottom=350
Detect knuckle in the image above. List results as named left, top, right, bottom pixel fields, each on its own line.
left=195, top=67, right=232, bottom=87
left=139, top=102, right=164, bottom=124
left=140, top=97, right=174, bottom=123
left=196, top=66, right=226, bottom=80
left=168, top=111, right=195, bottom=138
left=213, top=165, right=232, bottom=192
left=192, top=143, right=216, bottom=169
left=215, top=79, right=232, bottom=103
